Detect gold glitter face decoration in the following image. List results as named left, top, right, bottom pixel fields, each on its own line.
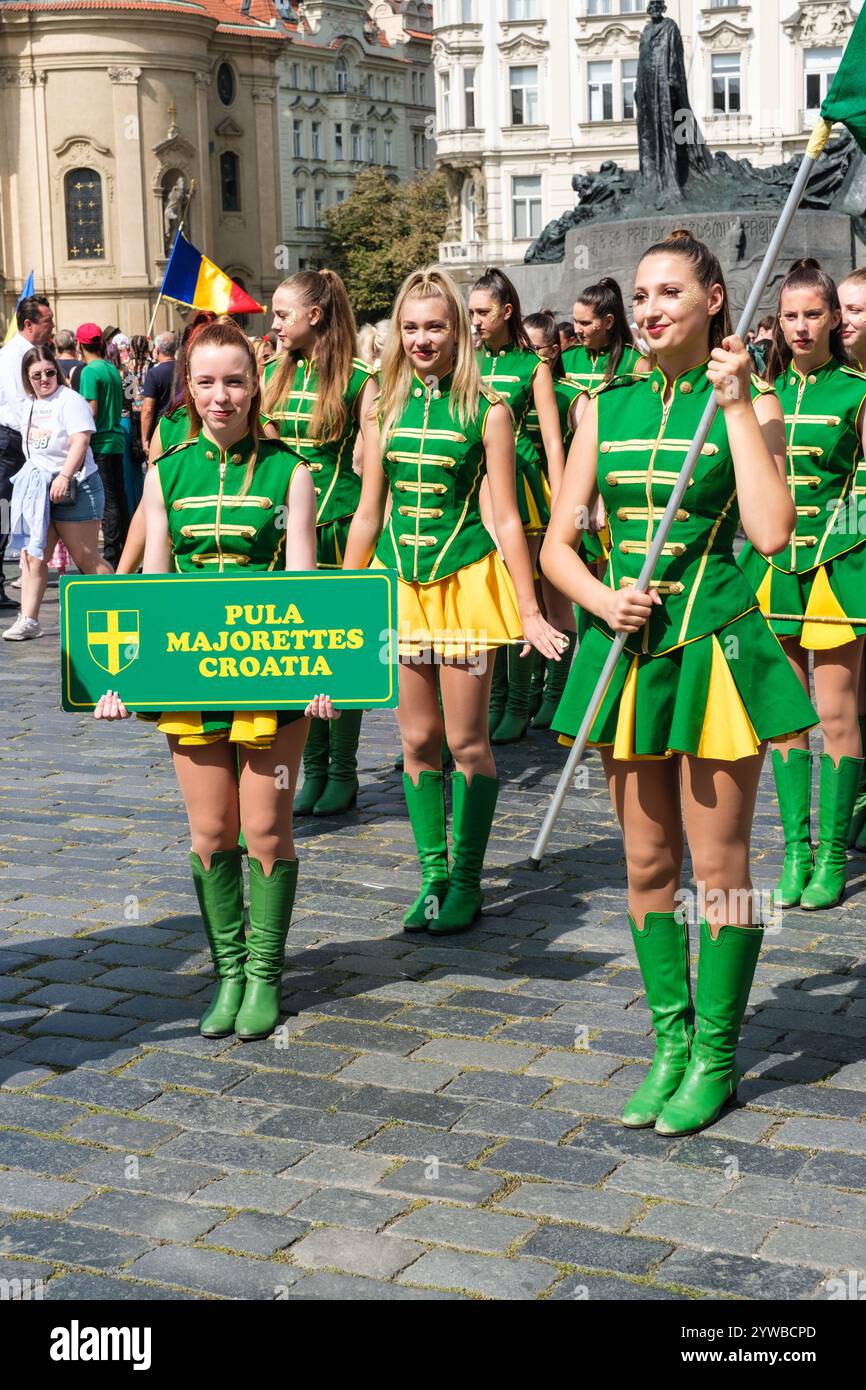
left=679, top=283, right=704, bottom=313
left=284, top=307, right=299, bottom=328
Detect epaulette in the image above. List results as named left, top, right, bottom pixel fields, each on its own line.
left=352, top=356, right=376, bottom=376
left=481, top=386, right=503, bottom=407
left=156, top=438, right=197, bottom=460
left=592, top=373, right=644, bottom=399
left=264, top=437, right=306, bottom=465
left=751, top=373, right=774, bottom=394
left=841, top=364, right=866, bottom=381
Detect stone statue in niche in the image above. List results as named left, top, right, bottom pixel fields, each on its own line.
left=162, top=175, right=188, bottom=255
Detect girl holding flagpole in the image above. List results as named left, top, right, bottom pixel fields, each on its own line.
left=263, top=270, right=379, bottom=818
left=343, top=266, right=566, bottom=934
left=94, top=318, right=336, bottom=1043
left=542, top=229, right=816, bottom=1136
left=739, top=260, right=866, bottom=911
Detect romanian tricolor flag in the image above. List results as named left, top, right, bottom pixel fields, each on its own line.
left=822, top=6, right=866, bottom=153
left=160, top=233, right=265, bottom=315
left=4, top=270, right=34, bottom=344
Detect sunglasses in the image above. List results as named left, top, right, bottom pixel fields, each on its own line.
left=30, top=369, right=58, bottom=381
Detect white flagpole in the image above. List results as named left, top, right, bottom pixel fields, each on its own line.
left=529, top=116, right=835, bottom=869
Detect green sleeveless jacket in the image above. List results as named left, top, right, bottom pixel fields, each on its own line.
left=263, top=353, right=374, bottom=526
left=561, top=342, right=645, bottom=394
left=157, top=431, right=305, bottom=573
left=375, top=372, right=499, bottom=584
left=593, top=361, right=773, bottom=657
left=477, top=343, right=544, bottom=478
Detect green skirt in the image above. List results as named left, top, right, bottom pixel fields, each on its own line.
left=739, top=541, right=866, bottom=649
left=317, top=514, right=353, bottom=569
left=552, top=607, right=817, bottom=761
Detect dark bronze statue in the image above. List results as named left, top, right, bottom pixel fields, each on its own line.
left=636, top=0, right=712, bottom=201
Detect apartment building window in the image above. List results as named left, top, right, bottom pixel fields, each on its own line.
left=292, top=118, right=303, bottom=157
left=441, top=71, right=452, bottom=129
left=508, top=0, right=537, bottom=17
left=311, top=122, right=322, bottom=159
left=367, top=128, right=377, bottom=162
left=295, top=189, right=306, bottom=227
left=804, top=47, right=842, bottom=110
left=622, top=58, right=638, bottom=119
left=310, top=66, right=317, bottom=91
left=384, top=129, right=394, bottom=163
left=336, top=57, right=348, bottom=94
left=412, top=71, right=418, bottom=102
left=334, top=123, right=344, bottom=159
left=291, top=62, right=300, bottom=87
left=512, top=176, right=542, bottom=239
left=383, top=76, right=391, bottom=99
left=587, top=61, right=614, bottom=121
left=314, top=188, right=325, bottom=227
left=461, top=0, right=474, bottom=19
left=419, top=71, right=426, bottom=103
left=711, top=53, right=741, bottom=113
left=351, top=125, right=363, bottom=161
left=510, top=66, right=539, bottom=125
left=336, top=188, right=346, bottom=204
left=65, top=168, right=105, bottom=259
left=464, top=68, right=477, bottom=128
left=413, top=130, right=426, bottom=168
left=220, top=152, right=240, bottom=211
left=366, top=74, right=374, bottom=97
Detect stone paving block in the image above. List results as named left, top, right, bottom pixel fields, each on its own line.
left=42, top=1272, right=198, bottom=1301
left=124, top=1052, right=252, bottom=1094
left=61, top=1115, right=181, bottom=1151
left=657, top=1247, right=823, bottom=1300
left=496, top=1181, right=644, bottom=1233
left=28, top=1011, right=138, bottom=1040
left=126, top=1246, right=302, bottom=1299
left=676, top=1135, right=810, bottom=1179
left=409, top=1039, right=541, bottom=1072
left=396, top=1006, right=497, bottom=1039
left=69, top=1190, right=223, bottom=1242
left=333, top=1053, right=459, bottom=1092
left=187, top=1174, right=315, bottom=1213
left=0, top=1218, right=153, bottom=1270
left=359, top=1124, right=489, bottom=1165
left=136, top=1092, right=279, bottom=1135
left=440, top=1071, right=552, bottom=1105
left=390, top=1205, right=536, bottom=1253
left=481, top=1138, right=617, bottom=1186
left=718, top=1173, right=866, bottom=1228
left=762, top=1222, right=866, bottom=1270
left=452, top=1101, right=576, bottom=1144
left=0, top=1171, right=93, bottom=1216
left=253, top=1107, right=382, bottom=1148
left=396, top=1248, right=558, bottom=1299
left=70, top=1153, right=222, bottom=1200
left=548, top=1273, right=685, bottom=1300
left=524, top=1051, right=623, bottom=1084
left=336, top=1084, right=469, bottom=1128
left=288, top=1148, right=393, bottom=1191
left=297, top=1020, right=429, bottom=1056
left=449, top=990, right=558, bottom=1018
left=797, top=1152, right=866, bottom=1191
left=606, top=1158, right=735, bottom=1206
left=740, top=1080, right=866, bottom=1118
left=204, top=1212, right=307, bottom=1257
left=19, top=982, right=133, bottom=1011
left=287, top=1271, right=465, bottom=1299
left=771, top=1117, right=866, bottom=1155
left=376, top=1160, right=505, bottom=1205
left=0, top=1131, right=95, bottom=1177
left=0, top=1091, right=86, bottom=1132
left=290, top=1227, right=423, bottom=1279
left=825, top=1061, right=866, bottom=1091
left=525, top=1223, right=675, bottom=1275
left=290, top=1188, right=410, bottom=1231
left=36, top=1070, right=163, bottom=1111
left=635, top=1204, right=773, bottom=1256
left=157, top=1130, right=310, bottom=1174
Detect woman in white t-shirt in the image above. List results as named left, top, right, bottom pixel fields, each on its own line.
left=4, top=345, right=112, bottom=641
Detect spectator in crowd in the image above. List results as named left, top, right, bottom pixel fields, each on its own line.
left=557, top=320, right=578, bottom=353
left=55, top=329, right=81, bottom=387
left=76, top=321, right=129, bottom=568
left=4, top=343, right=110, bottom=641
left=254, top=331, right=278, bottom=371
left=140, top=332, right=177, bottom=457
left=106, top=334, right=145, bottom=514
left=0, top=294, right=55, bottom=608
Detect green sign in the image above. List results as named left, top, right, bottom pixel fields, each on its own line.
left=61, top=571, right=397, bottom=712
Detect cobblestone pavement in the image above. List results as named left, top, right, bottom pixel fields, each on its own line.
left=1, top=576, right=866, bottom=1302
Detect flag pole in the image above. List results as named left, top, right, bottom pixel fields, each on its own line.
left=529, top=116, right=835, bottom=870
left=147, top=178, right=197, bottom=339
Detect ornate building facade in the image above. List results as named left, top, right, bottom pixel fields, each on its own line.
left=0, top=0, right=433, bottom=334
left=433, top=0, right=864, bottom=278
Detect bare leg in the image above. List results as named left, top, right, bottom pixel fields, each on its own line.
left=55, top=519, right=113, bottom=576
left=19, top=523, right=57, bottom=620
left=439, top=655, right=497, bottom=781
left=398, top=659, right=444, bottom=778
left=813, top=640, right=865, bottom=763
left=681, top=752, right=765, bottom=936
left=238, top=718, right=309, bottom=871
left=540, top=571, right=575, bottom=633
left=600, top=750, right=683, bottom=927
left=168, top=737, right=240, bottom=864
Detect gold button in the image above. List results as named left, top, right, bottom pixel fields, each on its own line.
left=205, top=450, right=215, bottom=460
left=414, top=387, right=422, bottom=397
left=231, top=454, right=242, bottom=464
left=808, top=374, right=817, bottom=385
left=790, top=378, right=797, bottom=387
left=652, top=381, right=660, bottom=393
left=433, top=390, right=441, bottom=400
left=172, top=501, right=183, bottom=511
left=680, top=381, right=693, bottom=394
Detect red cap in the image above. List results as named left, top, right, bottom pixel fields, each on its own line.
left=76, top=322, right=103, bottom=345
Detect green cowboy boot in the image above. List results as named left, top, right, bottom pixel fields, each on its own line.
left=532, top=629, right=577, bottom=730
left=771, top=747, right=813, bottom=909
left=235, top=857, right=299, bottom=1041
left=528, top=649, right=546, bottom=722
left=800, top=753, right=863, bottom=910
left=430, top=771, right=499, bottom=934
left=402, top=771, right=449, bottom=932
left=293, top=717, right=329, bottom=816
left=189, top=849, right=247, bottom=1038
left=621, top=912, right=694, bottom=1129
left=655, top=919, right=763, bottom=1137
left=848, top=715, right=866, bottom=848
left=491, top=647, right=533, bottom=744
left=313, top=710, right=363, bottom=816
left=487, top=647, right=508, bottom=735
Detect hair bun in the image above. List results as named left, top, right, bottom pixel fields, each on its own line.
left=789, top=257, right=822, bottom=273
left=597, top=276, right=621, bottom=291
left=666, top=228, right=695, bottom=242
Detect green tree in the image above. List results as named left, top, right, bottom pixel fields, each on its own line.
left=323, top=169, right=449, bottom=318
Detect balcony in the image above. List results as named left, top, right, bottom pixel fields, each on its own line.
left=439, top=240, right=485, bottom=263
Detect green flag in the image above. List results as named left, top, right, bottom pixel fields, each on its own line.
left=821, top=7, right=866, bottom=152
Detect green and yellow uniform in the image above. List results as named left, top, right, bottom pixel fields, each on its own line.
left=478, top=343, right=550, bottom=533
left=561, top=341, right=645, bottom=394
left=145, top=430, right=307, bottom=749
left=552, top=361, right=817, bottom=760
left=263, top=353, right=374, bottom=567
left=738, top=357, right=866, bottom=649
left=150, top=405, right=273, bottom=462
left=372, top=371, right=522, bottom=660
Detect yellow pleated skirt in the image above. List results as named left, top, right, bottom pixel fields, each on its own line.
left=372, top=551, right=523, bottom=660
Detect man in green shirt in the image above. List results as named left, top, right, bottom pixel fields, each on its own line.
left=76, top=322, right=128, bottom=567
